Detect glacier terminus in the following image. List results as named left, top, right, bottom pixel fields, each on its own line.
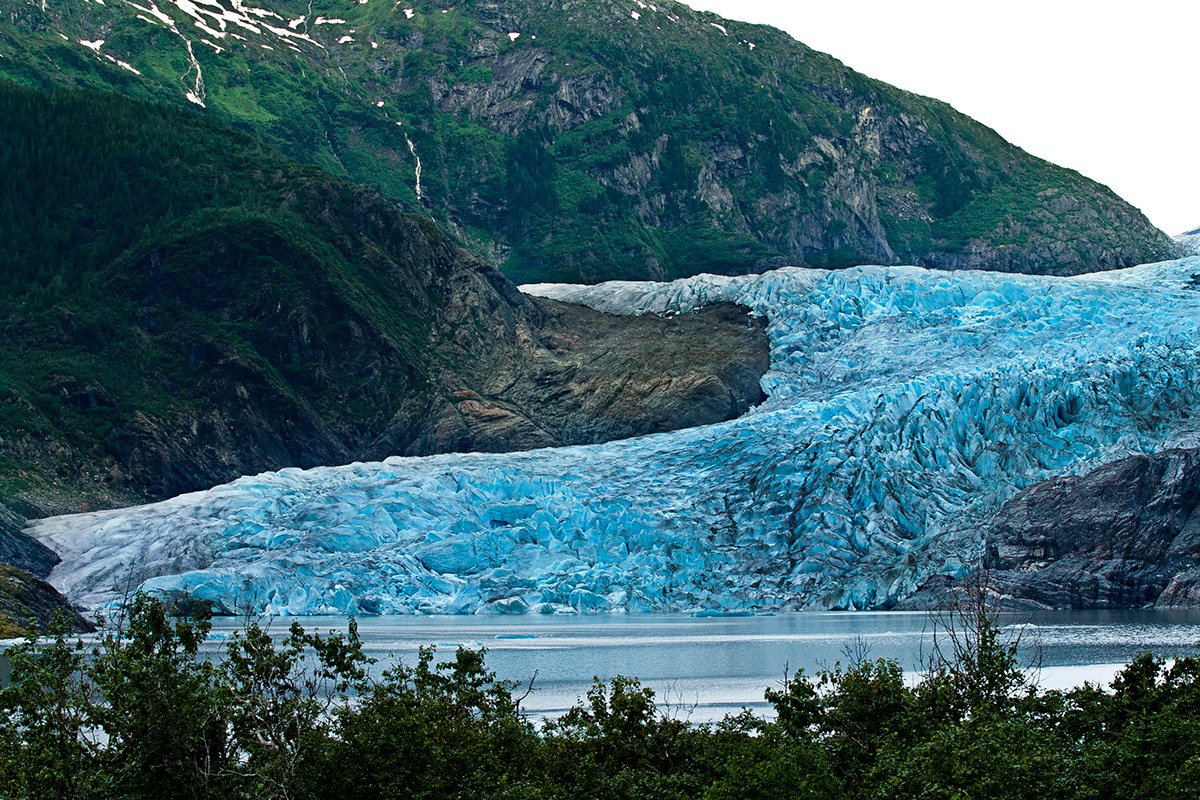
left=30, top=257, right=1200, bottom=616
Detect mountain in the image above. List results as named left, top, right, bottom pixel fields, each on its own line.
left=0, top=80, right=768, bottom=519
left=0, top=0, right=1177, bottom=283
left=33, top=257, right=1200, bottom=615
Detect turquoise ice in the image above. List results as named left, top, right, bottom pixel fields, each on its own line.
left=31, top=258, right=1200, bottom=615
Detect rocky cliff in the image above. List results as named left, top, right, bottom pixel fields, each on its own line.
left=0, top=0, right=1177, bottom=282
left=907, top=449, right=1200, bottom=610
left=0, top=501, right=91, bottom=634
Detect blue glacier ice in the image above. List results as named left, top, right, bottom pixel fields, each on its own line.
left=29, top=258, right=1200, bottom=616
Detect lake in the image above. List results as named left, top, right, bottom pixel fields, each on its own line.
left=206, top=609, right=1200, bottom=722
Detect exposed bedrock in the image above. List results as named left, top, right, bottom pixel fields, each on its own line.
left=416, top=292, right=770, bottom=454
left=0, top=501, right=91, bottom=633
left=910, top=448, right=1200, bottom=610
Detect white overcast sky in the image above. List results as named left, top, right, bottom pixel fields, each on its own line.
left=687, top=0, right=1197, bottom=235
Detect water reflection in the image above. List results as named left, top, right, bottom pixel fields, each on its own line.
left=206, top=609, right=1200, bottom=721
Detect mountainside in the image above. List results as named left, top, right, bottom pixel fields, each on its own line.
left=0, top=81, right=768, bottom=515
left=0, top=0, right=1176, bottom=282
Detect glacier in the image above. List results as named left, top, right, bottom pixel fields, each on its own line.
left=28, top=258, right=1200, bottom=616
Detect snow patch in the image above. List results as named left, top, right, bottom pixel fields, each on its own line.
left=79, top=38, right=104, bottom=52
left=191, top=18, right=226, bottom=39
left=403, top=7, right=414, bottom=17
left=337, top=35, right=353, bottom=43
left=164, top=0, right=323, bottom=49
left=709, top=21, right=727, bottom=35
left=181, top=37, right=205, bottom=107
left=405, top=134, right=423, bottom=202
left=507, top=31, right=520, bottom=40
left=127, top=0, right=179, bottom=29
left=314, top=16, right=344, bottom=23
left=630, top=10, right=639, bottom=19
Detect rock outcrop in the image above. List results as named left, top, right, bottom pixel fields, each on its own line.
left=0, top=563, right=95, bottom=635
left=0, top=501, right=91, bottom=633
left=915, top=449, right=1200, bottom=610
left=413, top=295, right=769, bottom=454
left=0, top=501, right=59, bottom=578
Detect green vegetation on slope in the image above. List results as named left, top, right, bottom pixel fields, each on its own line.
left=0, top=80, right=772, bottom=514
left=2, top=594, right=1199, bottom=799
left=0, top=0, right=1177, bottom=282
left=0, top=80, right=461, bottom=509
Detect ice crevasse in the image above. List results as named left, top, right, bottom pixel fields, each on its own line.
left=30, top=258, right=1200, bottom=616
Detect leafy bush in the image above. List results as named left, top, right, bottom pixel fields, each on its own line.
left=2, top=593, right=1199, bottom=799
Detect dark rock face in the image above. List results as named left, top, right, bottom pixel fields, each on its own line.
left=0, top=501, right=59, bottom=579
left=975, top=449, right=1200, bottom=609
left=0, top=501, right=90, bottom=634
left=407, top=256, right=769, bottom=453
left=12, top=229, right=769, bottom=513
left=0, top=562, right=94, bottom=634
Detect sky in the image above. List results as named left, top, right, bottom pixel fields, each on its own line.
left=687, top=0, right=1197, bottom=236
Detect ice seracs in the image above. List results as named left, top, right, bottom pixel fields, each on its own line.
left=31, top=257, right=1200, bottom=616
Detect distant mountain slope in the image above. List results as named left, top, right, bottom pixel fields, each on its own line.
left=0, top=81, right=768, bottom=513
left=0, top=0, right=1176, bottom=282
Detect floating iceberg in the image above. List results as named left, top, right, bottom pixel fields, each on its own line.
left=30, top=258, right=1200, bottom=615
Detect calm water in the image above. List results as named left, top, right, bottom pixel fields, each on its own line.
left=206, top=610, right=1200, bottom=721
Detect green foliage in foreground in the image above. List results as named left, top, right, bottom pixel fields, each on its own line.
left=2, top=596, right=1199, bottom=800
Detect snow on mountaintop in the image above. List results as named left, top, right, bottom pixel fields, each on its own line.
left=30, top=258, right=1200, bottom=616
